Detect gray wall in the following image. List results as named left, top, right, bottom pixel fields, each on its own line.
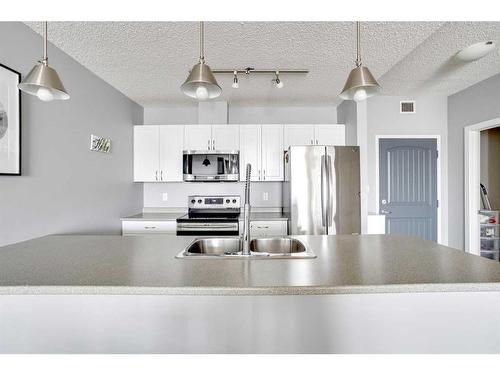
left=0, top=22, right=143, bottom=246
left=448, top=73, right=500, bottom=250
left=337, top=100, right=357, bottom=146
left=144, top=104, right=337, bottom=125
left=366, top=95, right=448, bottom=244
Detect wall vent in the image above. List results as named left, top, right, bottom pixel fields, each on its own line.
left=400, top=101, right=416, bottom=114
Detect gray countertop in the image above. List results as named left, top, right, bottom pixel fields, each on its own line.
left=1, top=234, right=500, bottom=296
left=121, top=212, right=289, bottom=221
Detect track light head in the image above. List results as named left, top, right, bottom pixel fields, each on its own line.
left=274, top=72, right=284, bottom=88
left=232, top=71, right=239, bottom=89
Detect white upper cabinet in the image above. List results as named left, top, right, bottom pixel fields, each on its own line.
left=134, top=126, right=160, bottom=182
left=283, top=124, right=345, bottom=149
left=212, top=125, right=240, bottom=150
left=184, top=124, right=239, bottom=151
left=284, top=124, right=315, bottom=149
left=134, top=125, right=183, bottom=182
left=314, top=124, right=345, bottom=146
left=239, top=125, right=262, bottom=182
left=261, top=125, right=284, bottom=181
left=240, top=124, right=283, bottom=182
left=159, top=125, right=183, bottom=181
left=184, top=125, right=212, bottom=151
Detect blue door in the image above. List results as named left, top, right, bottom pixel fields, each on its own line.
left=379, top=138, right=438, bottom=241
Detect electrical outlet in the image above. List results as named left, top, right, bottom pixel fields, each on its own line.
left=162, top=193, right=168, bottom=201
left=263, top=192, right=269, bottom=201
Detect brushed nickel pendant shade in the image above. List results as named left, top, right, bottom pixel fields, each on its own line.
left=181, top=22, right=221, bottom=100
left=18, top=22, right=69, bottom=101
left=339, top=22, right=380, bottom=102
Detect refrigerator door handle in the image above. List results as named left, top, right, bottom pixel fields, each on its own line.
left=327, top=154, right=335, bottom=228
left=320, top=154, right=328, bottom=227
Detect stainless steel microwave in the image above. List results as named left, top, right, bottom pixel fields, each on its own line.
left=183, top=151, right=239, bottom=182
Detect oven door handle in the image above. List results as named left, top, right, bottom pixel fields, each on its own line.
left=177, top=223, right=238, bottom=229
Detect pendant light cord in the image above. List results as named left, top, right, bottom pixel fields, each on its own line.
left=355, top=21, right=361, bottom=67
left=199, top=21, right=205, bottom=63
left=42, top=21, right=48, bottom=65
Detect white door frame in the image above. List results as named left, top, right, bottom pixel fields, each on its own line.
left=464, top=117, right=500, bottom=255
left=375, top=135, right=442, bottom=244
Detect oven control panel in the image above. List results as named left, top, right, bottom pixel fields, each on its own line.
left=188, top=195, right=241, bottom=209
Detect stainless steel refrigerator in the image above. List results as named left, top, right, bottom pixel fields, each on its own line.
left=283, top=146, right=361, bottom=235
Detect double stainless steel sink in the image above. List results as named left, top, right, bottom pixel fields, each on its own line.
left=176, top=237, right=316, bottom=259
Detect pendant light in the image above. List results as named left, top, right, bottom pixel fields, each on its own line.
left=181, top=22, right=221, bottom=100
left=18, top=22, right=70, bottom=101
left=339, top=21, right=380, bottom=102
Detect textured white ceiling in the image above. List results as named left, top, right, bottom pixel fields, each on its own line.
left=24, top=21, right=497, bottom=106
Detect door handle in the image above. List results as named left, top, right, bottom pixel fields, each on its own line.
left=380, top=209, right=392, bottom=214
left=326, top=154, right=334, bottom=226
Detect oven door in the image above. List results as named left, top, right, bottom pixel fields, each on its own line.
left=176, top=221, right=240, bottom=236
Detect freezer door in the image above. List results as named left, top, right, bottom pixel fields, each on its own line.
left=289, top=146, right=327, bottom=235
left=326, top=146, right=361, bottom=235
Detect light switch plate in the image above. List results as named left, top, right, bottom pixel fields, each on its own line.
left=162, top=193, right=168, bottom=201
left=263, top=192, right=269, bottom=201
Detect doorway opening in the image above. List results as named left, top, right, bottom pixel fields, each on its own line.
left=464, top=118, right=500, bottom=255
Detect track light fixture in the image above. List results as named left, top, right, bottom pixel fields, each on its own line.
left=232, top=71, right=239, bottom=89
left=339, top=21, right=380, bottom=102
left=18, top=21, right=70, bottom=101
left=209, top=67, right=307, bottom=93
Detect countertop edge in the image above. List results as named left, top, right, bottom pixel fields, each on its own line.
left=2, top=283, right=500, bottom=296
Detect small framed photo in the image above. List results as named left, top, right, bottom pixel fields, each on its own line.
left=0, top=63, right=21, bottom=175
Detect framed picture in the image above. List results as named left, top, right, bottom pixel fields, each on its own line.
left=0, top=63, right=21, bottom=175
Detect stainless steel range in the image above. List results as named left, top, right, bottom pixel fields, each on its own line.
left=176, top=195, right=241, bottom=236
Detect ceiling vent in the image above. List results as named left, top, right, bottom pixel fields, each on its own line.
left=400, top=101, right=416, bottom=114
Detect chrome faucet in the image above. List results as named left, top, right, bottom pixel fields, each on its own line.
left=241, top=164, right=251, bottom=255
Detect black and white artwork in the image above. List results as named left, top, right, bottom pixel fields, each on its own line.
left=0, top=63, right=21, bottom=175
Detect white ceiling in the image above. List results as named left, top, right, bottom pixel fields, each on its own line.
left=24, top=21, right=500, bottom=107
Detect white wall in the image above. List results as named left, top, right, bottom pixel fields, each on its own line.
left=141, top=104, right=338, bottom=210
left=366, top=95, right=448, bottom=245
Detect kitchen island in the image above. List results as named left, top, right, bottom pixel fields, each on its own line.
left=1, top=234, right=500, bottom=353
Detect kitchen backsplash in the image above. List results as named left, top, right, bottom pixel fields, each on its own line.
left=143, top=182, right=283, bottom=209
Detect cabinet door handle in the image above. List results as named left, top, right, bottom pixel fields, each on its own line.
left=263, top=170, right=266, bottom=180
left=160, top=170, right=163, bottom=180
left=316, top=139, right=318, bottom=145
left=144, top=226, right=157, bottom=229
left=212, top=139, right=215, bottom=150
left=208, top=139, right=211, bottom=150
left=258, top=170, right=261, bottom=180
left=310, top=139, right=313, bottom=145
left=155, top=171, right=158, bottom=181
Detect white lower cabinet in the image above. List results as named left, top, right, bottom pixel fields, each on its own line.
left=122, top=220, right=177, bottom=235
left=248, top=220, right=288, bottom=238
